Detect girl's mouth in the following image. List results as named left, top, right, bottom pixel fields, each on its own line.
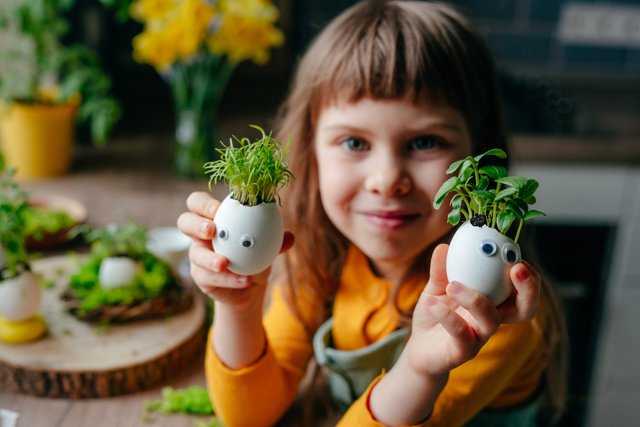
left=360, top=210, right=421, bottom=229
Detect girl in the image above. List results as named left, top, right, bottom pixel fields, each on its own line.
left=178, top=1, right=566, bottom=426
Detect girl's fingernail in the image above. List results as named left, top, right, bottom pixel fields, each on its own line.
left=200, top=221, right=210, bottom=236
left=237, top=276, right=250, bottom=285
left=211, top=257, right=221, bottom=271
left=449, top=281, right=464, bottom=295
left=517, top=266, right=530, bottom=281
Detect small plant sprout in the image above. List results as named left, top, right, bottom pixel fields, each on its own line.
left=203, top=125, right=293, bottom=276
left=204, top=125, right=293, bottom=207
left=433, top=148, right=545, bottom=244
left=0, top=167, right=46, bottom=343
left=433, top=148, right=546, bottom=305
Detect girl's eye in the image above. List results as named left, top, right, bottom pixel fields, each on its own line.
left=217, top=228, right=229, bottom=240
left=340, top=137, right=368, bottom=152
left=239, top=235, right=255, bottom=248
left=478, top=239, right=497, bottom=256
left=502, top=243, right=521, bottom=264
left=409, top=135, right=445, bottom=151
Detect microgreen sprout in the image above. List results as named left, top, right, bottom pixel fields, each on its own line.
left=203, top=125, right=293, bottom=207
left=76, top=223, right=148, bottom=259
left=0, top=167, right=30, bottom=280
left=433, top=148, right=545, bottom=243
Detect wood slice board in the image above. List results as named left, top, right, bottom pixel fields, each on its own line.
left=0, top=255, right=206, bottom=399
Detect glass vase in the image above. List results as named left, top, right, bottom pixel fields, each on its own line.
left=173, top=109, right=217, bottom=179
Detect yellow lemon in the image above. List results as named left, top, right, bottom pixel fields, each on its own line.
left=0, top=315, right=47, bottom=344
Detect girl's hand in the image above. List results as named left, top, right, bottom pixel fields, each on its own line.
left=407, top=243, right=540, bottom=376
left=177, top=191, right=294, bottom=310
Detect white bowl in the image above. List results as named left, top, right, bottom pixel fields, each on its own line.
left=146, top=227, right=192, bottom=272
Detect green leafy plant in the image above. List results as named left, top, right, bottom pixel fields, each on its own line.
left=79, top=223, right=148, bottom=259
left=0, top=0, right=121, bottom=144
left=203, top=125, right=293, bottom=207
left=68, top=223, right=175, bottom=314
left=24, top=206, right=75, bottom=241
left=433, top=148, right=545, bottom=243
left=0, top=167, right=29, bottom=280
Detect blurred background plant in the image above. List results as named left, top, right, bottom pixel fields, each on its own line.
left=0, top=0, right=121, bottom=146
left=129, top=0, right=285, bottom=178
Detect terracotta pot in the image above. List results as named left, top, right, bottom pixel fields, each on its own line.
left=212, top=194, right=284, bottom=275
left=446, top=221, right=521, bottom=305
left=0, top=101, right=78, bottom=178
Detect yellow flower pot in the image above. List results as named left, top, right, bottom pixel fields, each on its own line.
left=0, top=101, right=78, bottom=178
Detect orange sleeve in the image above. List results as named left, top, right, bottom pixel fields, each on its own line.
left=424, top=318, right=544, bottom=426
left=337, top=317, right=543, bottom=427
left=205, top=285, right=314, bottom=427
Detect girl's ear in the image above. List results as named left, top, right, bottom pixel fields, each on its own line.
left=279, top=231, right=295, bottom=254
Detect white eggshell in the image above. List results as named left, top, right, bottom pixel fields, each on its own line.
left=446, top=221, right=521, bottom=305
left=213, top=195, right=284, bottom=276
left=0, top=271, right=41, bottom=321
left=99, top=257, right=141, bottom=289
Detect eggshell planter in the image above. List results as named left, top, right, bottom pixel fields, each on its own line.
left=0, top=271, right=41, bottom=321
left=212, top=195, right=284, bottom=276
left=446, top=221, right=521, bottom=305
left=99, top=256, right=141, bottom=289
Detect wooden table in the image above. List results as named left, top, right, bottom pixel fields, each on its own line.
left=0, top=129, right=340, bottom=427
left=0, top=132, right=217, bottom=427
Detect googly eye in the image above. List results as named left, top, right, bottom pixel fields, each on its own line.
left=239, top=235, right=255, bottom=248
left=502, top=243, right=521, bottom=264
left=478, top=239, right=497, bottom=256
left=217, top=227, right=229, bottom=240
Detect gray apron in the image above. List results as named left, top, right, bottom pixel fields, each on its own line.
left=312, top=317, right=542, bottom=426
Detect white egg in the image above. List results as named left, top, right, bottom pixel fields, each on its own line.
left=446, top=221, right=521, bottom=305
left=99, top=257, right=141, bottom=289
left=0, top=271, right=41, bottom=321
left=212, top=195, right=284, bottom=276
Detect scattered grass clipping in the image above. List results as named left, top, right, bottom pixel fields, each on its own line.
left=145, top=386, right=214, bottom=415
left=204, top=125, right=293, bottom=207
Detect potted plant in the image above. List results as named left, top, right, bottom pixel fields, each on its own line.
left=62, top=223, right=192, bottom=323
left=433, top=148, right=545, bottom=305
left=0, top=168, right=46, bottom=344
left=0, top=0, right=121, bottom=178
left=204, top=125, right=293, bottom=275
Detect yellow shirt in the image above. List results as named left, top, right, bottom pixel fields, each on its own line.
left=206, top=246, right=545, bottom=426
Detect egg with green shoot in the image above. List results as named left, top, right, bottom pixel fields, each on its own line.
left=204, top=126, right=293, bottom=276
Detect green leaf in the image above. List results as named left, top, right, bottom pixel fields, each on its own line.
left=458, top=166, right=473, bottom=184
left=519, top=179, right=540, bottom=199
left=496, top=176, right=528, bottom=189
left=451, top=194, right=463, bottom=209
left=497, top=211, right=517, bottom=235
left=473, top=190, right=495, bottom=201
left=474, top=148, right=506, bottom=163
left=495, top=187, right=517, bottom=201
left=480, top=165, right=507, bottom=180
left=524, top=210, right=546, bottom=220
left=447, top=209, right=461, bottom=226
left=433, top=176, right=459, bottom=209
left=475, top=176, right=489, bottom=191
left=446, top=157, right=469, bottom=174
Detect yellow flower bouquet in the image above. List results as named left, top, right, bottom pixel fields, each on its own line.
left=130, top=0, right=284, bottom=177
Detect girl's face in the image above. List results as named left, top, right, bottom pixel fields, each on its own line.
left=314, top=97, right=472, bottom=280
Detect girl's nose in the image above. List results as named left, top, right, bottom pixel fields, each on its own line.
left=363, top=158, right=412, bottom=197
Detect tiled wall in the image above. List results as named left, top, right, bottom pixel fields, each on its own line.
left=293, top=0, right=640, bottom=76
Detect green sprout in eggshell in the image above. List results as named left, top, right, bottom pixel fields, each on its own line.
left=433, top=148, right=545, bottom=244
left=203, top=125, right=293, bottom=207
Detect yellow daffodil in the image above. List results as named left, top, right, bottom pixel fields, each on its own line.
left=130, top=0, right=175, bottom=23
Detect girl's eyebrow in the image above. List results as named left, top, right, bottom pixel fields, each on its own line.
left=321, top=120, right=464, bottom=135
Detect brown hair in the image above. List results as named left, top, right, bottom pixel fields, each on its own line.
left=273, top=0, right=566, bottom=421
